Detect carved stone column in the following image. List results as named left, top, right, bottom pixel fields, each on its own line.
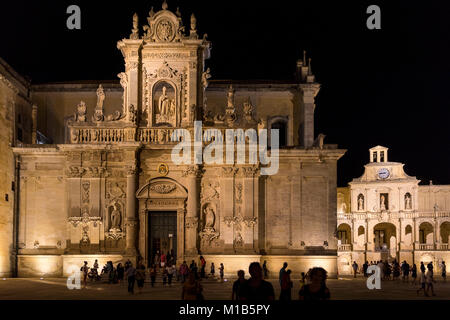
left=183, top=166, right=201, bottom=256
left=125, top=166, right=138, bottom=255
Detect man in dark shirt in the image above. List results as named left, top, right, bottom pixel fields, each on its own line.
left=231, top=270, right=246, bottom=300
left=239, top=262, right=275, bottom=301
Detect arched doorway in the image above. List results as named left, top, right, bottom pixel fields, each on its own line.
left=136, top=177, right=188, bottom=266
left=373, top=222, right=397, bottom=261
left=337, top=223, right=352, bottom=250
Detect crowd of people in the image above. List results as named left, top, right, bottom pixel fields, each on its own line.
left=79, top=255, right=445, bottom=299
left=351, top=259, right=447, bottom=297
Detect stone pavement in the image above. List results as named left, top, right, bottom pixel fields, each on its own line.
left=0, top=276, right=449, bottom=300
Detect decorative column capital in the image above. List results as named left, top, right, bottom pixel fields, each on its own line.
left=221, top=166, right=239, bottom=178
left=239, top=166, right=259, bottom=178
left=126, top=165, right=138, bottom=176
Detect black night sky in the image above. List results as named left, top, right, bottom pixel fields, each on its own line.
left=1, top=0, right=450, bottom=187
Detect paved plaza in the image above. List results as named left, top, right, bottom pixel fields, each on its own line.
left=0, top=276, right=449, bottom=300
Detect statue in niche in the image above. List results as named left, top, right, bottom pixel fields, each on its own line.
left=357, top=194, right=364, bottom=211
left=159, top=86, right=170, bottom=115
left=380, top=195, right=386, bottom=211
left=129, top=104, right=137, bottom=124
left=203, top=206, right=216, bottom=231
left=405, top=193, right=412, bottom=210
left=96, top=85, right=105, bottom=109
left=110, top=203, right=122, bottom=231
left=154, top=83, right=176, bottom=125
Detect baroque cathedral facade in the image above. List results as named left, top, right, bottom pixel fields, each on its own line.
left=0, top=2, right=345, bottom=278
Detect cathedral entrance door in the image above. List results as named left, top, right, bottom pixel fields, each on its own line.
left=148, top=211, right=177, bottom=265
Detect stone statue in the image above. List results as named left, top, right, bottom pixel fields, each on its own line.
left=380, top=195, right=386, bottom=211
left=169, top=99, right=176, bottom=116
left=128, top=104, right=137, bottom=124
left=190, top=14, right=197, bottom=33
left=110, top=203, right=122, bottom=231
left=75, top=101, right=87, bottom=122
left=158, top=86, right=170, bottom=115
left=202, top=68, right=211, bottom=89
left=130, top=13, right=139, bottom=39
left=405, top=193, right=412, bottom=210
left=96, top=84, right=105, bottom=109
left=227, top=85, right=234, bottom=109
left=357, top=195, right=364, bottom=211
left=204, top=206, right=215, bottom=230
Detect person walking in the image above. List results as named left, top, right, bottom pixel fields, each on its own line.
left=116, top=263, right=124, bottom=284
left=231, top=270, right=246, bottom=300
left=126, top=263, right=136, bottom=294
left=167, top=263, right=176, bottom=286
left=279, top=262, right=288, bottom=286
left=299, top=267, right=330, bottom=301
left=411, top=264, right=417, bottom=285
left=135, top=264, right=146, bottom=294
left=262, top=261, right=269, bottom=279
left=426, top=264, right=436, bottom=296
left=149, top=264, right=157, bottom=287
left=417, top=270, right=427, bottom=296
left=352, top=261, right=358, bottom=278
left=219, top=263, right=224, bottom=282
left=280, top=269, right=293, bottom=300
left=402, top=261, right=410, bottom=282
left=81, top=261, right=89, bottom=289
left=182, top=272, right=203, bottom=300
left=441, top=261, right=446, bottom=282
left=239, top=262, right=275, bottom=301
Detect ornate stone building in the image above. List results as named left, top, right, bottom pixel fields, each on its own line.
left=337, top=146, right=450, bottom=275
left=1, top=2, right=346, bottom=277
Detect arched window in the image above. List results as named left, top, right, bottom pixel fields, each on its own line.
left=271, top=121, right=287, bottom=147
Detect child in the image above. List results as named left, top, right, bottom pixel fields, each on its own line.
left=210, top=262, right=215, bottom=278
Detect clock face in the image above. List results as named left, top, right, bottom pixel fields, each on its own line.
left=378, top=168, right=390, bottom=179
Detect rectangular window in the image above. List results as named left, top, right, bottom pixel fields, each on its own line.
left=372, top=151, right=377, bottom=162
left=380, top=151, right=385, bottom=162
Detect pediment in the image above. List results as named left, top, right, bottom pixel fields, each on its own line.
left=136, top=177, right=188, bottom=199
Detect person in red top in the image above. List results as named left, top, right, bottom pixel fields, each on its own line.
left=160, top=252, right=166, bottom=268
left=179, top=261, right=189, bottom=283
left=200, top=256, right=206, bottom=278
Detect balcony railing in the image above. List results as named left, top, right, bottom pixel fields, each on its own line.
left=337, top=244, right=352, bottom=251
left=416, top=244, right=435, bottom=251
left=338, top=211, right=450, bottom=220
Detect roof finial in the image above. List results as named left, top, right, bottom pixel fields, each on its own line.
left=303, top=50, right=306, bottom=65
left=149, top=6, right=155, bottom=17
left=308, top=58, right=312, bottom=75
left=191, top=13, right=197, bottom=32
left=162, top=0, right=168, bottom=10
left=176, top=6, right=181, bottom=17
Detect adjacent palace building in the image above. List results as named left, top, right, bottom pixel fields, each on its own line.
left=337, top=146, right=450, bottom=275
left=0, top=2, right=346, bottom=278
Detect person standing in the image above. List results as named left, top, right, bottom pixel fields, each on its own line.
left=162, top=266, right=168, bottom=286
left=231, top=270, right=246, bottom=300
left=200, top=256, right=206, bottom=278
left=126, top=263, right=136, bottom=294
left=420, top=261, right=426, bottom=274
left=299, top=267, right=330, bottom=301
left=135, top=264, right=146, bottom=294
left=219, top=263, right=225, bottom=282
left=179, top=261, right=188, bottom=283
left=441, top=261, right=447, bottom=282
left=210, top=262, right=215, bottom=279
left=363, top=261, right=369, bottom=277
left=149, top=264, right=157, bottom=287
left=262, top=261, right=269, bottom=279
left=280, top=269, right=293, bottom=300
left=81, top=261, right=89, bottom=289
left=279, top=262, right=288, bottom=286
left=167, top=263, right=176, bottom=286
left=411, top=264, right=417, bottom=285
left=160, top=252, right=167, bottom=268
left=352, top=261, right=358, bottom=278
left=239, top=263, right=275, bottom=301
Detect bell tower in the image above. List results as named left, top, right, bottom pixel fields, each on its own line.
left=117, top=1, right=211, bottom=129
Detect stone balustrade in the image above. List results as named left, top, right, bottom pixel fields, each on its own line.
left=337, top=244, right=352, bottom=251
left=338, top=211, right=450, bottom=221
